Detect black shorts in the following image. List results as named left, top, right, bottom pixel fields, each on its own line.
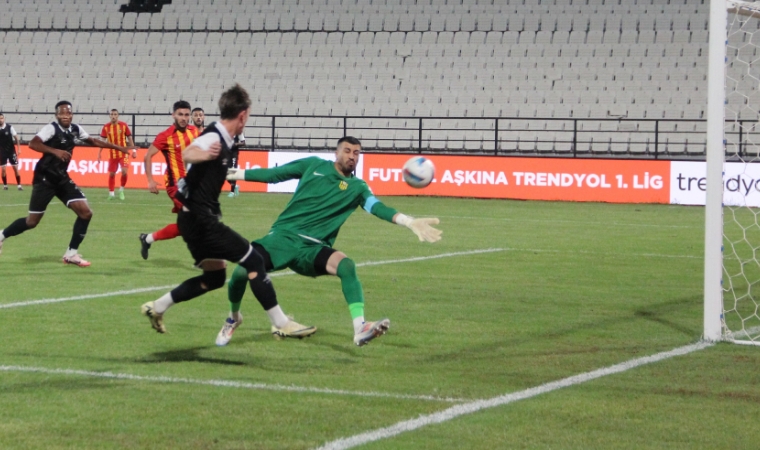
left=0, top=150, right=17, bottom=166
left=29, top=176, right=87, bottom=213
left=177, top=209, right=251, bottom=266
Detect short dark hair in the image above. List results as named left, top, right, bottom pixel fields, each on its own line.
left=55, top=100, right=72, bottom=110
left=110, top=109, right=118, bottom=113
left=338, top=136, right=361, bottom=147
left=191, top=107, right=204, bottom=113
left=218, top=84, right=251, bottom=120
left=0, top=113, right=4, bottom=117
left=173, top=100, right=191, bottom=112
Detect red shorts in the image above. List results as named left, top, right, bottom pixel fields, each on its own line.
left=107, top=155, right=128, bottom=173
left=166, top=185, right=183, bottom=213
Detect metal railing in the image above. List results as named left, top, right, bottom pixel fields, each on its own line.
left=9, top=111, right=755, bottom=160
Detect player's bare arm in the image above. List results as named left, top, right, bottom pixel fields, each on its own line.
left=14, top=135, right=20, bottom=157
left=183, top=141, right=221, bottom=164
left=29, top=136, right=71, bottom=162
left=144, top=144, right=161, bottom=194
left=127, top=135, right=137, bottom=157
left=83, top=137, right=131, bottom=155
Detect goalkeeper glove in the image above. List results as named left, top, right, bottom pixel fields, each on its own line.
left=395, top=214, right=442, bottom=243
left=227, top=168, right=245, bottom=181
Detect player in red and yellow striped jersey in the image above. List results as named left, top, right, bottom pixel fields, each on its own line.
left=139, top=100, right=199, bottom=259
left=98, top=109, right=137, bottom=200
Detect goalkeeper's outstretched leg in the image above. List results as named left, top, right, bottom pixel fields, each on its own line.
left=325, top=251, right=391, bottom=346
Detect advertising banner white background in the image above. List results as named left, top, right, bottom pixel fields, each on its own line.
left=670, top=161, right=760, bottom=207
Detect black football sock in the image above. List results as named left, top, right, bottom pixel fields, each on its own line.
left=170, top=269, right=226, bottom=303
left=2, top=217, right=30, bottom=238
left=68, top=217, right=91, bottom=250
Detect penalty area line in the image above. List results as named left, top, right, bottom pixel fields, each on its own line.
left=0, top=365, right=468, bottom=403
left=314, top=341, right=714, bottom=450
left=0, top=248, right=504, bottom=310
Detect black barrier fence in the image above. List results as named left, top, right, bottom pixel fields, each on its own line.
left=6, top=112, right=756, bottom=160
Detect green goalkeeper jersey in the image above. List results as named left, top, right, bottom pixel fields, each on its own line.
left=244, top=157, right=390, bottom=246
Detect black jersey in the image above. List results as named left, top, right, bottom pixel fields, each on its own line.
left=0, top=124, right=17, bottom=154
left=180, top=122, right=233, bottom=217
left=34, top=122, right=89, bottom=182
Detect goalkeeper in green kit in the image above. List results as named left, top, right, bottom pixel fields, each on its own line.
left=218, top=136, right=442, bottom=347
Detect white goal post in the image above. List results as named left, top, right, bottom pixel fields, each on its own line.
left=705, top=0, right=760, bottom=345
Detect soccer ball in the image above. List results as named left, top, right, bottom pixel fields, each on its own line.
left=402, top=156, right=435, bottom=189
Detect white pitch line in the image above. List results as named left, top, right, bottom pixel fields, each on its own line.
left=315, top=341, right=714, bottom=450
left=437, top=215, right=699, bottom=229
left=0, top=248, right=504, bottom=310
left=0, top=365, right=468, bottom=403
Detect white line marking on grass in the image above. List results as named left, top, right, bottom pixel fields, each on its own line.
left=0, top=365, right=468, bottom=403
left=0, top=249, right=505, bottom=309
left=438, top=215, right=699, bottom=229
left=315, top=341, right=714, bottom=450
left=0, top=203, right=30, bottom=207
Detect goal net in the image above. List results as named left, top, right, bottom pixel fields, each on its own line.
left=720, top=0, right=760, bottom=344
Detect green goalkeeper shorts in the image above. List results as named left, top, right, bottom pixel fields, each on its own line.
left=253, top=230, right=331, bottom=278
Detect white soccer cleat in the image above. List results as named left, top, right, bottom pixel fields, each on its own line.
left=353, top=318, right=391, bottom=347
left=271, top=318, right=317, bottom=340
left=62, top=253, right=91, bottom=267
left=216, top=314, right=243, bottom=346
left=141, top=301, right=166, bottom=333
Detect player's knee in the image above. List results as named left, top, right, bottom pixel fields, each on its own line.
left=336, top=258, right=356, bottom=279
left=239, top=249, right=266, bottom=275
left=201, top=269, right=226, bottom=291
left=25, top=218, right=39, bottom=229
left=79, top=209, right=93, bottom=221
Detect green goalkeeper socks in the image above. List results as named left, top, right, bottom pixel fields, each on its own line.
left=228, top=264, right=248, bottom=313
left=337, top=258, right=365, bottom=320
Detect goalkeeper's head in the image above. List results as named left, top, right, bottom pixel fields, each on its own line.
left=335, top=136, right=362, bottom=176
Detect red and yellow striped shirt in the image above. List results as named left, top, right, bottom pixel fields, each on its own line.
left=151, top=124, right=199, bottom=186
left=100, top=121, right=132, bottom=159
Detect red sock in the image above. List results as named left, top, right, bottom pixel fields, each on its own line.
left=120, top=172, right=128, bottom=187
left=108, top=174, right=115, bottom=192
left=153, top=223, right=180, bottom=241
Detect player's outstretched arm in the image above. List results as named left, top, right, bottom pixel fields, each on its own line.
left=227, top=157, right=316, bottom=183
left=394, top=214, right=442, bottom=243
left=84, top=137, right=131, bottom=154
left=365, top=197, right=442, bottom=243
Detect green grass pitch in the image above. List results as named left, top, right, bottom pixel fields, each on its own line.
left=0, top=187, right=759, bottom=449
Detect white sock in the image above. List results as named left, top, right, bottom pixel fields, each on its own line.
left=64, top=247, right=78, bottom=258
left=109, top=191, right=115, bottom=196
left=0, top=231, right=5, bottom=241
left=353, top=317, right=365, bottom=334
left=119, top=186, right=124, bottom=192
left=266, top=305, right=289, bottom=328
left=145, top=233, right=155, bottom=244
left=153, top=292, right=175, bottom=314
